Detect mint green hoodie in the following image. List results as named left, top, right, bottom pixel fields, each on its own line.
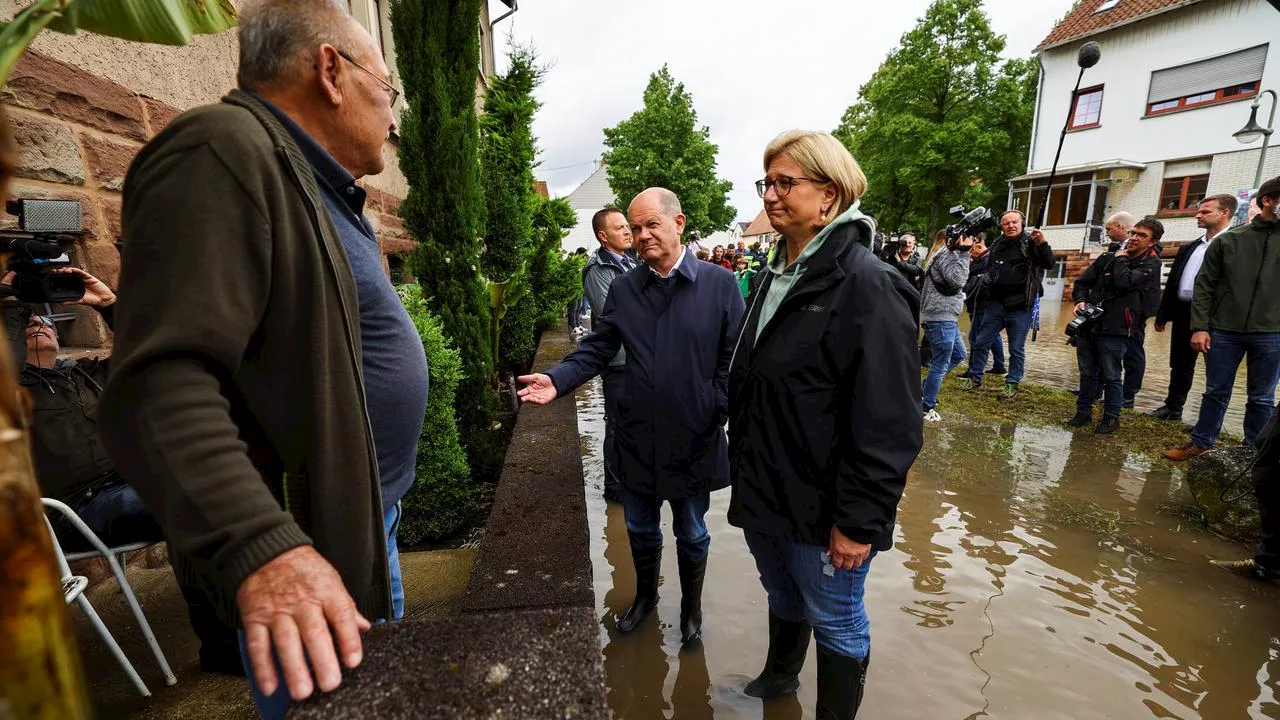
left=753, top=203, right=874, bottom=344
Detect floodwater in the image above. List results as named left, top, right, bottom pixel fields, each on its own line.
left=986, top=301, right=1247, bottom=437
left=574, top=337, right=1279, bottom=719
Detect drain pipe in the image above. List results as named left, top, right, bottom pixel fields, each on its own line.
left=491, top=0, right=517, bottom=28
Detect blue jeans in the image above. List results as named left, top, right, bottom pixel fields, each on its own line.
left=970, top=304, right=1032, bottom=385
left=1076, top=334, right=1129, bottom=418
left=1191, top=331, right=1280, bottom=448
left=968, top=311, right=1004, bottom=373
left=1123, top=323, right=1146, bottom=402
left=239, top=501, right=404, bottom=718
left=55, top=480, right=163, bottom=551
left=922, top=321, right=967, bottom=411
left=744, top=531, right=875, bottom=660
left=618, top=487, right=711, bottom=561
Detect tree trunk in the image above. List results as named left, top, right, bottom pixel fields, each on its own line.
left=0, top=291, right=90, bottom=719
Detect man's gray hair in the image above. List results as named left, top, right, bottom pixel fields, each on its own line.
left=632, top=187, right=683, bottom=219
left=237, top=0, right=360, bottom=91
left=1105, top=211, right=1134, bottom=229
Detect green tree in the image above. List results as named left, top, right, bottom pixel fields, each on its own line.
left=498, top=196, right=581, bottom=373
left=833, top=0, right=1036, bottom=234
left=391, top=0, right=498, bottom=476
left=479, top=41, right=541, bottom=375
left=602, top=66, right=735, bottom=235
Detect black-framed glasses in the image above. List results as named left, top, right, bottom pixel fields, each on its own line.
left=755, top=176, right=828, bottom=199
left=337, top=49, right=400, bottom=107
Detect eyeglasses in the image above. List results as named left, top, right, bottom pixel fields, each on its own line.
left=1127, top=229, right=1152, bottom=240
left=336, top=50, right=399, bottom=107
left=755, top=176, right=828, bottom=199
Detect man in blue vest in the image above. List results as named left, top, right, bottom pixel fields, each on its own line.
left=581, top=207, right=635, bottom=502
left=518, top=188, right=745, bottom=649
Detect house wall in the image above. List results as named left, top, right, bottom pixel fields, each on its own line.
left=0, top=2, right=483, bottom=348
left=1030, top=0, right=1280, bottom=173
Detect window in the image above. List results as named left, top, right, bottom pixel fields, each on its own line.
left=1010, top=172, right=1099, bottom=226
left=1146, top=45, right=1267, bottom=116
left=1069, top=86, right=1103, bottom=130
left=1159, top=174, right=1209, bottom=214
left=1095, top=0, right=1120, bottom=12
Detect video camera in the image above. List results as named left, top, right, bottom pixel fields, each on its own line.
left=944, top=205, right=997, bottom=249
left=1, top=199, right=86, bottom=303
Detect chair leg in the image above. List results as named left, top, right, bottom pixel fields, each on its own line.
left=76, top=594, right=151, bottom=697
left=105, top=550, right=177, bottom=685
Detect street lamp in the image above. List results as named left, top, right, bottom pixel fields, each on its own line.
left=1233, top=89, right=1276, bottom=189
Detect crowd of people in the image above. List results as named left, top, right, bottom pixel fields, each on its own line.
left=4, top=1, right=1277, bottom=718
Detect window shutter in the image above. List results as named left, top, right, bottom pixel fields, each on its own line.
left=1147, top=44, right=1268, bottom=104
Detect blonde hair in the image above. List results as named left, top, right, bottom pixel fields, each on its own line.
left=924, top=229, right=948, bottom=268
left=763, top=130, right=868, bottom=226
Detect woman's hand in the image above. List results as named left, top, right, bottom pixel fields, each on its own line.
left=828, top=527, right=871, bottom=571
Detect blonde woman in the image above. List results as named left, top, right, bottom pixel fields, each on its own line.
left=920, top=229, right=974, bottom=421
left=728, top=130, right=922, bottom=718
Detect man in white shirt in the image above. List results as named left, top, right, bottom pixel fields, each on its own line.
left=1148, top=194, right=1237, bottom=421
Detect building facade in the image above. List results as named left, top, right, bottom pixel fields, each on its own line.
left=1, top=0, right=510, bottom=351
left=1015, top=0, right=1280, bottom=257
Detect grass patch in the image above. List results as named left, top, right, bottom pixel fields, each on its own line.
left=933, top=378, right=1239, bottom=462
left=1043, top=497, right=1139, bottom=541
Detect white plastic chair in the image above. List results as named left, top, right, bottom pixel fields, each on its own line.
left=42, top=498, right=178, bottom=695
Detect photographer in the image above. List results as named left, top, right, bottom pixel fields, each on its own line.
left=882, top=232, right=923, bottom=288
left=1067, top=218, right=1164, bottom=434
left=921, top=230, right=973, bottom=421
left=963, top=211, right=1056, bottom=400
left=962, top=234, right=1006, bottom=378
left=9, top=266, right=241, bottom=675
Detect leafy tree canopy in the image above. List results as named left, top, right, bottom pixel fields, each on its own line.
left=602, top=66, right=735, bottom=235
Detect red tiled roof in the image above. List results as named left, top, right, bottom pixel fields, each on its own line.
left=1036, top=0, right=1203, bottom=52
left=742, top=209, right=774, bottom=237
left=532, top=180, right=549, bottom=199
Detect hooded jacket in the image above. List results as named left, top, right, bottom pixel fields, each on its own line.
left=920, top=247, right=970, bottom=323
left=99, top=90, right=390, bottom=623
left=1071, top=248, right=1162, bottom=337
left=728, top=213, right=923, bottom=550
left=1190, top=215, right=1280, bottom=333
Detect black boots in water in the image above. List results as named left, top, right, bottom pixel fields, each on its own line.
left=815, top=645, right=869, bottom=719
left=616, top=545, right=661, bottom=633
left=744, top=613, right=812, bottom=698
left=678, top=554, right=707, bottom=648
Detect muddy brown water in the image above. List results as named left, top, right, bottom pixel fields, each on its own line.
left=574, top=320, right=1278, bottom=718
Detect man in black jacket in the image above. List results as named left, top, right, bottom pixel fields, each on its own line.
left=1068, top=218, right=1165, bottom=434
left=1211, top=409, right=1279, bottom=581
left=963, top=234, right=1006, bottom=377
left=1148, top=194, right=1237, bottom=421
left=964, top=210, right=1057, bottom=400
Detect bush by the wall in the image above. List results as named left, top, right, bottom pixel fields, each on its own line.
left=396, top=284, right=476, bottom=545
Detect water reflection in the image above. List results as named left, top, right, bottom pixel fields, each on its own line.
left=576, top=370, right=1280, bottom=719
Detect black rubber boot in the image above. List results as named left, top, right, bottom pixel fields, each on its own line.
left=1067, top=411, right=1092, bottom=428
left=1095, top=414, right=1121, bottom=435
left=678, top=554, right=707, bottom=648
left=744, top=613, right=812, bottom=698
left=815, top=645, right=869, bottom=719
left=616, top=545, right=661, bottom=633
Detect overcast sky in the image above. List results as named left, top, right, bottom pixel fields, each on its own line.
left=490, top=0, right=1075, bottom=224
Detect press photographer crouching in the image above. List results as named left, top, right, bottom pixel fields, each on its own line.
left=1066, top=218, right=1164, bottom=434
left=11, top=266, right=242, bottom=675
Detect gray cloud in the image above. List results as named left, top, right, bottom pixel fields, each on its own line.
left=494, top=0, right=1072, bottom=223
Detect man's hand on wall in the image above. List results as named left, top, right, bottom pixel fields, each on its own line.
left=516, top=373, right=557, bottom=405
left=237, top=546, right=371, bottom=702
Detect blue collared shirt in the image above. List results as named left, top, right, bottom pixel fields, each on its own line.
left=254, top=94, right=429, bottom=510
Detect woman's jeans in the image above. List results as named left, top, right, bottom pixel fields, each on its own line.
left=922, top=320, right=967, bottom=411
left=744, top=531, right=875, bottom=660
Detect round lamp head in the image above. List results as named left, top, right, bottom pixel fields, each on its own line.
left=1077, top=42, right=1102, bottom=69
left=1234, top=105, right=1266, bottom=145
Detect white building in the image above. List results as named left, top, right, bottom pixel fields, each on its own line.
left=1014, top=0, right=1280, bottom=255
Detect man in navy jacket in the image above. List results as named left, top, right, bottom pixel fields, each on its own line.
left=518, top=187, right=745, bottom=649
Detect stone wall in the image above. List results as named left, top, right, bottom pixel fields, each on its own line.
left=2, top=48, right=410, bottom=349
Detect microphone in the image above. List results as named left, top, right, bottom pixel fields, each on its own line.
left=1077, top=42, right=1102, bottom=69
left=4, top=237, right=65, bottom=259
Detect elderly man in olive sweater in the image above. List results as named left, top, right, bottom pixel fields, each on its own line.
left=98, top=2, right=425, bottom=718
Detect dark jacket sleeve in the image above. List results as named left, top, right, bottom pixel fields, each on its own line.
left=1031, top=238, right=1056, bottom=270
left=1110, top=252, right=1160, bottom=291
left=1072, top=256, right=1104, bottom=303
left=1156, top=244, right=1191, bottom=325
left=834, top=266, right=923, bottom=544
left=716, top=276, right=747, bottom=422
left=545, top=287, right=625, bottom=397
left=98, top=143, right=311, bottom=595
left=1189, top=239, right=1224, bottom=332
left=94, top=303, right=114, bottom=331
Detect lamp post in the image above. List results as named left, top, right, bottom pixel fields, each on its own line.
left=1233, top=89, right=1277, bottom=189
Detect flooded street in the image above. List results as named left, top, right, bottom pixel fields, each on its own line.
left=574, top=350, right=1279, bottom=718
